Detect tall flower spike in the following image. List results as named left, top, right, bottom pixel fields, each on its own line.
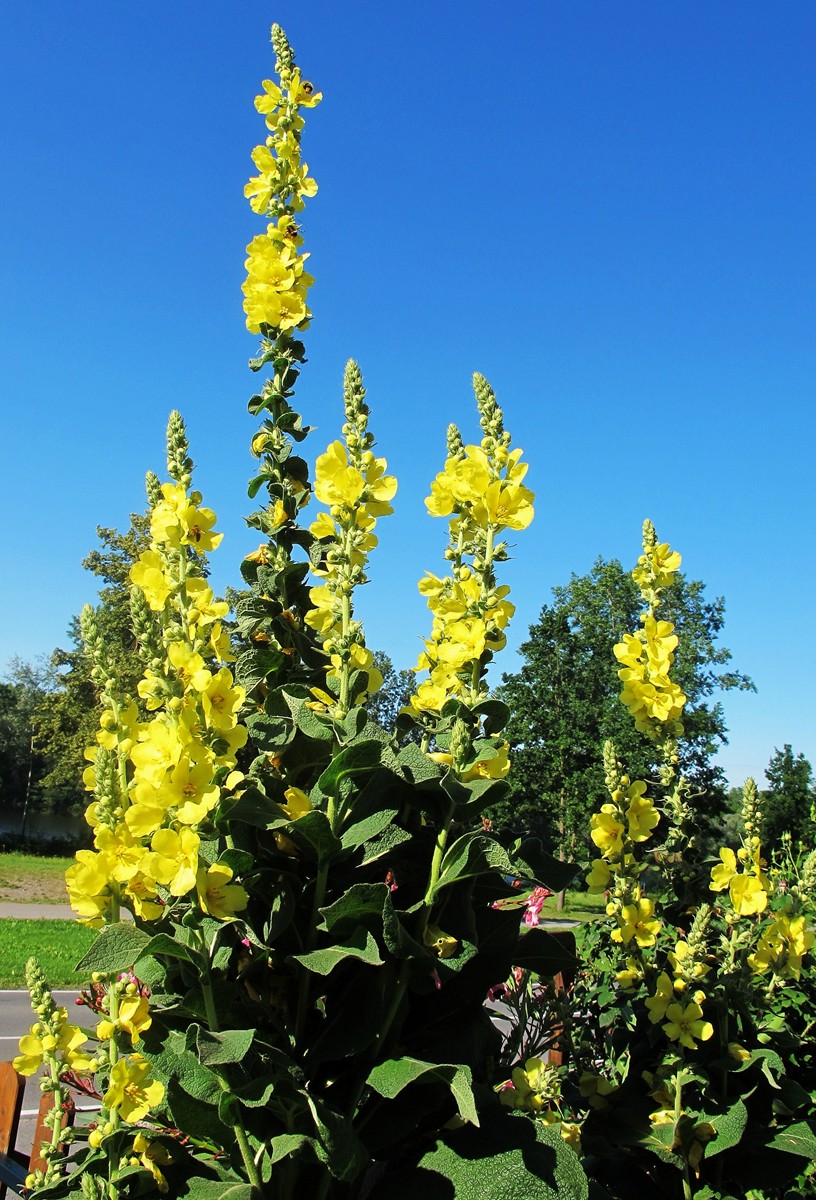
left=306, top=359, right=396, bottom=715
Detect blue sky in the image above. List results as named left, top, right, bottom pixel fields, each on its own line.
left=1, top=2, right=814, bottom=789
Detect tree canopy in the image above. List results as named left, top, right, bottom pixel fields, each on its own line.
left=490, top=557, right=754, bottom=853
left=762, top=744, right=815, bottom=853
left=32, top=515, right=150, bottom=809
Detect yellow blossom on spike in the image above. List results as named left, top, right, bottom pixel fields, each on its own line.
left=644, top=973, right=674, bottom=1025
left=196, top=862, right=248, bottom=921
left=710, top=847, right=737, bottom=892
left=423, top=925, right=459, bottom=959
left=103, top=1055, right=165, bottom=1124
left=729, top=873, right=767, bottom=917
left=662, top=1000, right=714, bottom=1050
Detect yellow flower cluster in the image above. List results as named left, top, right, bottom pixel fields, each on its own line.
left=613, top=523, right=686, bottom=740
left=709, top=844, right=768, bottom=917
left=587, top=771, right=662, bottom=957
left=67, top=418, right=248, bottom=925
left=411, top=376, right=533, bottom=729
left=497, top=1057, right=581, bottom=1151
left=14, top=1007, right=96, bottom=1078
left=748, top=912, right=814, bottom=979
left=643, top=914, right=714, bottom=1050
left=242, top=36, right=321, bottom=334
left=614, top=616, right=686, bottom=738
left=306, top=361, right=396, bottom=713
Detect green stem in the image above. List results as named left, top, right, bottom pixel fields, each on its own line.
left=198, top=934, right=264, bottom=1194
left=674, top=1065, right=693, bottom=1200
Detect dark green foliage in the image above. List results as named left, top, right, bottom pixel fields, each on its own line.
left=762, top=745, right=816, bottom=853
left=33, top=516, right=150, bottom=808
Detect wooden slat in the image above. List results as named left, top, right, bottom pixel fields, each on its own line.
left=0, top=1063, right=25, bottom=1200
left=28, top=1093, right=75, bottom=1177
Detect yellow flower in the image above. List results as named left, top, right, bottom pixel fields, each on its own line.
left=729, top=873, right=768, bottom=917
left=143, top=828, right=200, bottom=897
left=423, top=925, right=458, bottom=959
left=201, top=669, right=245, bottom=732
left=103, top=1054, right=164, bottom=1123
left=130, top=550, right=172, bottom=611
left=662, top=1000, right=714, bottom=1050
left=609, top=896, right=660, bottom=948
left=644, top=973, right=674, bottom=1025
left=710, top=847, right=737, bottom=892
left=13, top=1011, right=95, bottom=1077
left=196, top=862, right=248, bottom=921
left=748, top=913, right=814, bottom=979
left=98, top=994, right=153, bottom=1045
left=625, top=783, right=660, bottom=842
left=590, top=807, right=625, bottom=860
left=585, top=859, right=611, bottom=893
left=131, top=1133, right=173, bottom=1194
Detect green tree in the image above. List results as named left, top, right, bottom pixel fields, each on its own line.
left=367, top=650, right=415, bottom=734
left=0, top=658, right=53, bottom=820
left=491, top=557, right=754, bottom=853
left=34, top=515, right=151, bottom=808
left=762, top=744, right=815, bottom=853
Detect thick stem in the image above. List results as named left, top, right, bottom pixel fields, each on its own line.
left=199, top=934, right=264, bottom=1194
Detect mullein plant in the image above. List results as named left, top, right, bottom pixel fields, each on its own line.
left=16, top=25, right=582, bottom=1200
left=570, top=523, right=816, bottom=1200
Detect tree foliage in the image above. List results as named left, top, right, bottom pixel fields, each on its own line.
left=0, top=657, right=53, bottom=810
left=367, top=651, right=415, bottom=736
left=762, top=744, right=815, bottom=853
left=490, top=557, right=754, bottom=851
left=33, top=516, right=150, bottom=808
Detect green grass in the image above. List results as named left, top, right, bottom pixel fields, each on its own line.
left=541, top=889, right=605, bottom=922
left=0, top=851, right=74, bottom=903
left=0, top=919, right=95, bottom=988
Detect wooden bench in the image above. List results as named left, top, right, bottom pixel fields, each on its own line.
left=0, top=1063, right=74, bottom=1199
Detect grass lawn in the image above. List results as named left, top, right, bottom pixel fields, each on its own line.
left=0, top=918, right=95, bottom=988
left=0, top=851, right=74, bottom=904
left=541, top=889, right=605, bottom=922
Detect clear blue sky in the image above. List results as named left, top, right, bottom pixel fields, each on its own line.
left=1, top=2, right=814, bottom=789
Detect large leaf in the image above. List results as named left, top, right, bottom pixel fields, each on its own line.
left=75, top=922, right=152, bottom=975
left=511, top=838, right=580, bottom=892
left=702, top=1098, right=748, bottom=1157
left=136, top=932, right=203, bottom=968
left=366, top=1057, right=478, bottom=1126
left=305, top=1092, right=369, bottom=1181
left=435, top=832, right=514, bottom=893
left=766, top=1120, right=816, bottom=1158
left=317, top=740, right=386, bottom=798
left=190, top=1024, right=255, bottom=1066
left=513, top=927, right=578, bottom=977
left=340, top=806, right=398, bottom=852
left=286, top=809, right=343, bottom=861
left=291, top=927, right=384, bottom=975
left=365, top=1109, right=587, bottom=1200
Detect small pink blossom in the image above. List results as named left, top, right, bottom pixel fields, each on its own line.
left=523, top=886, right=553, bottom=927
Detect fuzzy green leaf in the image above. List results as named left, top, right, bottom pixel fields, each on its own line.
left=136, top=933, right=202, bottom=967
left=291, top=927, right=383, bottom=975
left=340, top=806, right=398, bottom=851
left=435, top=832, right=514, bottom=893
left=75, top=922, right=152, bottom=975
left=765, top=1120, right=816, bottom=1157
left=702, top=1099, right=748, bottom=1157
left=317, top=740, right=386, bottom=797
left=365, top=1109, right=586, bottom=1200
left=192, top=1025, right=255, bottom=1066
left=366, top=1057, right=478, bottom=1126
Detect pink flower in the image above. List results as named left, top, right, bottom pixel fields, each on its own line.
left=523, top=886, right=553, bottom=927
